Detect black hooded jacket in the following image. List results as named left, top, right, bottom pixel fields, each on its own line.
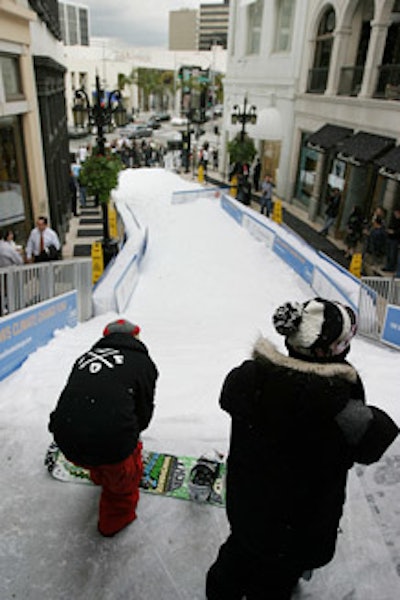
left=221, top=338, right=398, bottom=569
left=49, top=333, right=158, bottom=466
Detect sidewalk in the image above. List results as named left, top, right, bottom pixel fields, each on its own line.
left=63, top=202, right=102, bottom=260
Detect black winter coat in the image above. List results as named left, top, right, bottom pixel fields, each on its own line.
left=220, top=338, right=398, bottom=570
left=49, top=333, right=158, bottom=466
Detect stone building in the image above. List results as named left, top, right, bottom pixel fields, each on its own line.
left=223, top=0, right=400, bottom=237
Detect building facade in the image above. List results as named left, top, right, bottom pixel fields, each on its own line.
left=199, top=1, right=230, bottom=50
left=58, top=1, right=89, bottom=46
left=223, top=0, right=400, bottom=239
left=291, top=0, right=400, bottom=238
left=0, top=0, right=48, bottom=244
left=222, top=0, right=308, bottom=197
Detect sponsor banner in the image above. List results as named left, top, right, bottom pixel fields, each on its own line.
left=115, top=254, right=139, bottom=314
left=242, top=214, right=275, bottom=248
left=220, top=195, right=243, bottom=225
left=381, top=304, right=400, bottom=349
left=0, top=291, right=77, bottom=381
left=273, top=236, right=314, bottom=284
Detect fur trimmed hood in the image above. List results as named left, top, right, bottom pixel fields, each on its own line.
left=252, top=337, right=358, bottom=384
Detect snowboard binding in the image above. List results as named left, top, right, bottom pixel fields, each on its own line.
left=188, top=456, right=221, bottom=503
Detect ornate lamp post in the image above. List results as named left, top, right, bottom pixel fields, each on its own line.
left=73, top=75, right=126, bottom=264
left=73, top=74, right=126, bottom=154
left=231, top=96, right=257, bottom=142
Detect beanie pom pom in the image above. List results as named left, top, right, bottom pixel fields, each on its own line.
left=272, top=302, right=303, bottom=336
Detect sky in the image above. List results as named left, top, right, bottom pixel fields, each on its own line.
left=83, top=0, right=220, bottom=47
left=0, top=168, right=399, bottom=599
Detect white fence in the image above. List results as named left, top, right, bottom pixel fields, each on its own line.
left=0, top=259, right=93, bottom=322
left=359, top=277, right=400, bottom=345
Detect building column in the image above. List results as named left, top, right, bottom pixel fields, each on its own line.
left=325, top=27, right=352, bottom=96
left=382, top=177, right=400, bottom=213
left=308, top=152, right=325, bottom=221
left=359, top=20, right=389, bottom=98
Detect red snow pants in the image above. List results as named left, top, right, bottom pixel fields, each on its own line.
left=89, top=441, right=143, bottom=537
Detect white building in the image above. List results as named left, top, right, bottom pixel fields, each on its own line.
left=222, top=0, right=308, bottom=197
left=223, top=0, right=400, bottom=238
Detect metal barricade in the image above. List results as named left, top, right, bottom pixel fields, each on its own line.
left=0, top=259, right=93, bottom=322
left=359, top=277, right=400, bottom=342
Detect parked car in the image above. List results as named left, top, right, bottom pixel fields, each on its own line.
left=171, top=116, right=188, bottom=126
left=147, top=116, right=161, bottom=129
left=154, top=111, right=170, bottom=122
left=120, top=124, right=153, bottom=139
left=213, top=104, right=224, bottom=117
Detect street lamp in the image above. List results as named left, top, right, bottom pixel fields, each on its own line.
left=73, top=75, right=126, bottom=154
left=231, top=96, right=257, bottom=142
left=73, top=75, right=126, bottom=263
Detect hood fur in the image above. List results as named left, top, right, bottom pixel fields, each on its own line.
left=253, top=337, right=358, bottom=384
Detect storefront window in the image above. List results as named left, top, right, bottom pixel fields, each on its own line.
left=0, top=116, right=30, bottom=230
left=295, top=137, right=319, bottom=206
left=0, top=55, right=23, bottom=101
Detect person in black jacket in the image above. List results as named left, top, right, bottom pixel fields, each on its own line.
left=206, top=298, right=398, bottom=600
left=49, top=319, right=158, bottom=537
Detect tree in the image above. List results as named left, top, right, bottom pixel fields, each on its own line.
left=227, top=134, right=257, bottom=167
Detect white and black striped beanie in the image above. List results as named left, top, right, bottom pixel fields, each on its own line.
left=272, top=298, right=357, bottom=357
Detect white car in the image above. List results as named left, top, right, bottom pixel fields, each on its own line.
left=171, top=116, right=189, bottom=126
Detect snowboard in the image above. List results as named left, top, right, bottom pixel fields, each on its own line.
left=44, top=442, right=226, bottom=507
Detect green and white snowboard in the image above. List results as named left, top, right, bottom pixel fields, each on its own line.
left=44, top=443, right=226, bottom=507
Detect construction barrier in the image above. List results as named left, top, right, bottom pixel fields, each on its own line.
left=349, top=252, right=362, bottom=278
left=108, top=204, right=118, bottom=239
left=91, top=241, right=104, bottom=284
left=198, top=164, right=204, bottom=183
left=272, top=199, right=283, bottom=224
left=230, top=175, right=238, bottom=198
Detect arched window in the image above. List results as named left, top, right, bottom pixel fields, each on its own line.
left=307, top=6, right=336, bottom=93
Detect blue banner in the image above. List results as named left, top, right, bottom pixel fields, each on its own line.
left=220, top=195, right=243, bottom=225
left=381, top=304, right=400, bottom=349
left=272, top=236, right=314, bottom=284
left=0, top=291, right=78, bottom=381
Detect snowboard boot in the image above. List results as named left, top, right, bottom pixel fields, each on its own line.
left=188, top=457, right=221, bottom=502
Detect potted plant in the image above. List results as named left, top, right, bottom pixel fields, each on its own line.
left=79, top=152, right=123, bottom=206
left=79, top=151, right=123, bottom=265
left=227, top=133, right=257, bottom=168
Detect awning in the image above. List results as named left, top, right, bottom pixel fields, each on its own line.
left=375, top=146, right=400, bottom=180
left=337, top=131, right=396, bottom=166
left=306, top=124, right=353, bottom=151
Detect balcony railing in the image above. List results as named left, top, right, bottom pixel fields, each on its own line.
left=307, top=67, right=329, bottom=94
left=337, top=66, right=364, bottom=96
left=374, top=64, right=400, bottom=99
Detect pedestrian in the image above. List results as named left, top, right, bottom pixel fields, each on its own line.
left=236, top=173, right=251, bottom=205
left=0, top=231, right=23, bottom=267
left=69, top=170, right=78, bottom=216
left=206, top=297, right=398, bottom=600
left=260, top=174, right=274, bottom=217
left=319, top=187, right=341, bottom=236
left=252, top=157, right=261, bottom=192
left=362, top=206, right=387, bottom=265
left=344, top=205, right=364, bottom=258
left=202, top=146, right=209, bottom=172
left=212, top=147, right=219, bottom=170
left=25, top=216, right=61, bottom=262
left=383, top=206, right=400, bottom=272
left=48, top=319, right=158, bottom=537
